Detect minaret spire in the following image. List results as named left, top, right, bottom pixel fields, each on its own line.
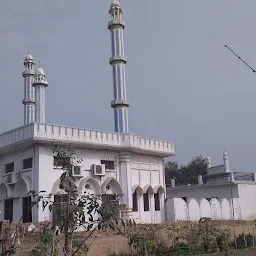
left=223, top=150, right=230, bottom=172
left=32, top=64, right=48, bottom=123
left=108, top=0, right=129, bottom=133
left=22, top=52, right=35, bottom=124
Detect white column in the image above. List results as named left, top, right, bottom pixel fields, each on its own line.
left=119, top=152, right=133, bottom=219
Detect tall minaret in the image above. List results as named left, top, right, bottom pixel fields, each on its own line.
left=32, top=64, right=48, bottom=123
left=108, top=0, right=129, bottom=133
left=22, top=53, right=35, bottom=124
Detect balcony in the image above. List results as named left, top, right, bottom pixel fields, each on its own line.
left=0, top=123, right=175, bottom=156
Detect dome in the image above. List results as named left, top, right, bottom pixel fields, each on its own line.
left=35, top=65, right=46, bottom=76
left=110, top=0, right=120, bottom=7
left=25, top=53, right=34, bottom=61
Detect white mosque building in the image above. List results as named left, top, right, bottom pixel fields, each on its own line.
left=0, top=0, right=175, bottom=224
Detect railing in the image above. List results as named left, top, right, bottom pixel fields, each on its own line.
left=0, top=123, right=175, bottom=155
left=234, top=172, right=255, bottom=182
left=207, top=165, right=225, bottom=175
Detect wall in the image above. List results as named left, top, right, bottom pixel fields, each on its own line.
left=34, top=146, right=166, bottom=224
left=0, top=146, right=36, bottom=223
left=237, top=184, right=256, bottom=220
left=0, top=143, right=166, bottom=224
left=166, top=197, right=239, bottom=221
left=131, top=155, right=165, bottom=224
left=166, top=183, right=256, bottom=221
left=166, top=183, right=239, bottom=201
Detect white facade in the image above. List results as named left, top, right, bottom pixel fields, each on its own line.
left=166, top=182, right=256, bottom=221
left=0, top=123, right=175, bottom=224
left=166, top=152, right=256, bottom=221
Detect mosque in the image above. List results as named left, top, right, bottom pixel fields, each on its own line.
left=0, top=0, right=175, bottom=224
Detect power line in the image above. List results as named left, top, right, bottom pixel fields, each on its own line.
left=224, top=45, right=256, bottom=73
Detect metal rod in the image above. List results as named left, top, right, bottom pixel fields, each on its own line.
left=224, top=45, right=256, bottom=73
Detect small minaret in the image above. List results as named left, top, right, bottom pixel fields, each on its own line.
left=223, top=150, right=230, bottom=172
left=108, top=0, right=129, bottom=133
left=22, top=53, right=35, bottom=124
left=32, top=64, right=48, bottom=123
left=206, top=156, right=211, bottom=170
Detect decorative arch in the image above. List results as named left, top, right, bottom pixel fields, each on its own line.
left=200, top=198, right=211, bottom=218
left=188, top=198, right=200, bottom=221
left=132, top=184, right=143, bottom=194
left=174, top=198, right=187, bottom=221
left=51, top=178, right=61, bottom=195
left=13, top=178, right=29, bottom=198
left=78, top=176, right=101, bottom=195
left=51, top=178, right=66, bottom=195
left=231, top=198, right=242, bottom=220
left=210, top=198, right=222, bottom=220
left=0, top=183, right=8, bottom=200
left=153, top=185, right=165, bottom=194
left=101, top=177, right=123, bottom=195
left=142, top=184, right=154, bottom=194
left=21, top=175, right=32, bottom=193
left=221, top=198, right=231, bottom=220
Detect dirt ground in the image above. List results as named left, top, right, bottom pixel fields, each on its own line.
left=210, top=248, right=256, bottom=256
left=10, top=220, right=256, bottom=256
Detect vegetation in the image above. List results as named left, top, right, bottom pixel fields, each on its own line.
left=108, top=218, right=256, bottom=256
left=165, top=155, right=207, bottom=186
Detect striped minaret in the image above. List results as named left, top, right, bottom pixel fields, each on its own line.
left=32, top=65, right=48, bottom=123
left=22, top=53, right=35, bottom=124
left=108, top=0, right=129, bottom=133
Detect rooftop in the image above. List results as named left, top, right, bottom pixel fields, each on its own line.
left=0, top=123, right=175, bottom=156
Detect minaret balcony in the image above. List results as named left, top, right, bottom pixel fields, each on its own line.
left=22, top=99, right=35, bottom=104
left=108, top=19, right=125, bottom=29
left=111, top=100, right=129, bottom=108
left=109, top=56, right=127, bottom=65
left=22, top=71, right=34, bottom=77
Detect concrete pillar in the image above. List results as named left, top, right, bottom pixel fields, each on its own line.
left=198, top=175, right=203, bottom=185
left=119, top=152, right=133, bottom=219
left=230, top=172, right=234, bottom=182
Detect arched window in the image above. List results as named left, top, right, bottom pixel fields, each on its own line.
left=154, top=192, right=160, bottom=211
left=143, top=192, right=149, bottom=212
left=132, top=192, right=138, bottom=212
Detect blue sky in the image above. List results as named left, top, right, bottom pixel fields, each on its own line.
left=1, top=0, right=256, bottom=171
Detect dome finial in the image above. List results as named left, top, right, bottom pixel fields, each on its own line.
left=111, top=0, right=120, bottom=7
left=24, top=49, right=34, bottom=62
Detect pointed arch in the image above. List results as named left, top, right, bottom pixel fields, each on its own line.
left=132, top=184, right=143, bottom=194
left=210, top=198, right=222, bottom=220
left=78, top=176, right=101, bottom=195
left=200, top=198, right=211, bottom=218
left=142, top=184, right=154, bottom=194
left=13, top=178, right=29, bottom=198
left=101, top=177, right=123, bottom=195
left=51, top=178, right=61, bottom=195
left=0, top=183, right=7, bottom=200
left=153, top=185, right=165, bottom=194
left=188, top=198, right=200, bottom=221
left=21, top=174, right=32, bottom=193
left=221, top=198, right=231, bottom=220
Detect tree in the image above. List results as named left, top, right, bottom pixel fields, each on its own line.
left=165, top=155, right=207, bottom=186
left=31, top=145, right=122, bottom=256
